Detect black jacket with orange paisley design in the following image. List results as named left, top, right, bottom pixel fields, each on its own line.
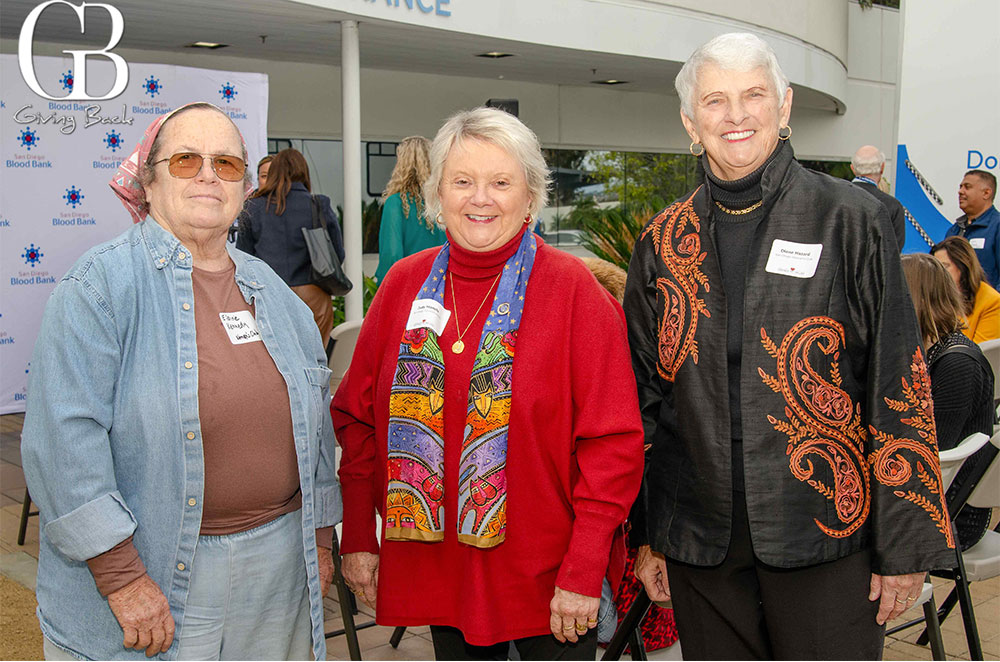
left=624, top=143, right=956, bottom=575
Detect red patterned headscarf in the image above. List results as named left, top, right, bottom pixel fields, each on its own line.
left=109, top=102, right=253, bottom=224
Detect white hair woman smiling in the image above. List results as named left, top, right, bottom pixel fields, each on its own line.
left=423, top=107, right=551, bottom=227
left=624, top=32, right=955, bottom=660
left=334, top=106, right=643, bottom=660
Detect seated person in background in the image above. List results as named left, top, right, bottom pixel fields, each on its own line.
left=932, top=236, right=1000, bottom=342
left=902, top=254, right=996, bottom=551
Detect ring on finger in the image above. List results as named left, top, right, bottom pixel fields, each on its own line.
left=587, top=618, right=597, bottom=625
left=894, top=597, right=907, bottom=604
left=575, top=625, right=588, bottom=633
left=906, top=596, right=917, bottom=602
left=562, top=625, right=576, bottom=632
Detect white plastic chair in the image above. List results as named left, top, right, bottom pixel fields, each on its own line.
left=918, top=431, right=1000, bottom=659
left=328, top=319, right=362, bottom=393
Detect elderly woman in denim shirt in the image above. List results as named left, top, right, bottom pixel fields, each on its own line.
left=21, top=102, right=341, bottom=661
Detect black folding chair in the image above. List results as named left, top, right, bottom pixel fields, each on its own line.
left=602, top=591, right=650, bottom=661
left=325, top=532, right=378, bottom=660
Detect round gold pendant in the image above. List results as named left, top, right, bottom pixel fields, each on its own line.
left=452, top=340, right=465, bottom=354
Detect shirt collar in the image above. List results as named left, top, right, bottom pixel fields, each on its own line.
left=852, top=176, right=878, bottom=186
left=141, top=218, right=265, bottom=291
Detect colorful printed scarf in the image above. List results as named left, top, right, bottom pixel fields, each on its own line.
left=387, top=229, right=537, bottom=548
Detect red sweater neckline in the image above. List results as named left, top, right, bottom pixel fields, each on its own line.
left=446, top=226, right=529, bottom=279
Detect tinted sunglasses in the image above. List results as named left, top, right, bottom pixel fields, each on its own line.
left=152, top=152, right=246, bottom=181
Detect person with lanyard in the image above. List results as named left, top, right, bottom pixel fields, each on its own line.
left=332, top=107, right=644, bottom=660
left=945, top=169, right=1000, bottom=287
left=850, top=144, right=907, bottom=250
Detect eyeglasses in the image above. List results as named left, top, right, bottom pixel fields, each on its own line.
left=152, top=152, right=246, bottom=182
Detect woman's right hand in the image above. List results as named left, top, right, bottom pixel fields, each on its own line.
left=342, top=551, right=379, bottom=609
left=106, top=574, right=175, bottom=657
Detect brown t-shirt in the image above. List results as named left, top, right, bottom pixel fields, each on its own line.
left=87, top=261, right=333, bottom=596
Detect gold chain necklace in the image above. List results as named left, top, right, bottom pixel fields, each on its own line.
left=714, top=199, right=764, bottom=216
left=448, top=271, right=502, bottom=354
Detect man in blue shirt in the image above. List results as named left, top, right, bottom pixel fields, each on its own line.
left=945, top=170, right=999, bottom=286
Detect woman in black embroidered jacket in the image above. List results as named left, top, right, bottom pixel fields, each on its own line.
left=623, top=32, right=955, bottom=659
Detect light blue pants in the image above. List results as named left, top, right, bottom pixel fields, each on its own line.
left=175, top=510, right=313, bottom=661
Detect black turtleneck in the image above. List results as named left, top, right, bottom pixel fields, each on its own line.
left=705, top=141, right=784, bottom=491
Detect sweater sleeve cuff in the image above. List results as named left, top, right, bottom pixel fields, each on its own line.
left=555, top=515, right=617, bottom=598
left=86, top=536, right=147, bottom=597
left=339, top=480, right=380, bottom=555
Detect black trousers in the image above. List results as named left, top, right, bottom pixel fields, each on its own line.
left=429, top=625, right=597, bottom=661
left=665, top=491, right=885, bottom=660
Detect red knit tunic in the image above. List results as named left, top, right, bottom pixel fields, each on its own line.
left=332, top=228, right=644, bottom=645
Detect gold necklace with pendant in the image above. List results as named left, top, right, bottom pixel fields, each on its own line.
left=448, top=270, right=502, bottom=354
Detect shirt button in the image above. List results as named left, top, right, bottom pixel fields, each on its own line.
left=186, top=432, right=195, bottom=440
left=177, top=562, right=186, bottom=571
left=178, top=252, right=187, bottom=260
left=182, top=303, right=191, bottom=311
left=188, top=498, right=197, bottom=507
left=184, top=361, right=193, bottom=369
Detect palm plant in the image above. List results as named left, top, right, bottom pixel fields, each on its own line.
left=578, top=198, right=666, bottom=271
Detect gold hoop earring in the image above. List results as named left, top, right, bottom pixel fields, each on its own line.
left=778, top=125, right=792, bottom=141
left=523, top=214, right=532, bottom=225
left=690, top=141, right=705, bottom=157
left=435, top=212, right=444, bottom=226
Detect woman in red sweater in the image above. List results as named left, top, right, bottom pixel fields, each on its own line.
left=332, top=107, right=644, bottom=660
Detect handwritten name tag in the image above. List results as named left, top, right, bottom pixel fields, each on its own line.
left=765, top=239, right=823, bottom=279
left=406, top=299, right=451, bottom=336
left=219, top=310, right=262, bottom=344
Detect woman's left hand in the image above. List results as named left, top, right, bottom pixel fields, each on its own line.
left=317, top=546, right=335, bottom=598
left=869, top=571, right=925, bottom=625
left=549, top=586, right=599, bottom=644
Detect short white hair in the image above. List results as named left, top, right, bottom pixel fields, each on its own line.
left=423, top=107, right=551, bottom=225
left=851, top=146, right=886, bottom=177
left=675, top=32, right=790, bottom=119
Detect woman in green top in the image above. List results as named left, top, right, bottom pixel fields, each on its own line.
left=375, top=136, right=447, bottom=283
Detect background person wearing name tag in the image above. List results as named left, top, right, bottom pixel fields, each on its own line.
left=21, top=103, right=340, bottom=661
left=624, top=33, right=954, bottom=660
left=944, top=170, right=1000, bottom=288
left=333, top=107, right=643, bottom=660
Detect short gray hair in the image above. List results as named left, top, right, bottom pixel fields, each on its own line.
left=423, top=107, right=551, bottom=224
left=675, top=32, right=790, bottom=119
left=852, top=146, right=886, bottom=177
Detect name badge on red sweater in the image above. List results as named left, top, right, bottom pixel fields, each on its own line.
left=219, top=310, right=262, bottom=344
left=765, top=239, right=823, bottom=279
left=407, top=299, right=451, bottom=336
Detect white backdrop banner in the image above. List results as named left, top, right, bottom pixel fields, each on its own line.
left=894, top=1, right=1000, bottom=253
left=0, top=54, right=268, bottom=413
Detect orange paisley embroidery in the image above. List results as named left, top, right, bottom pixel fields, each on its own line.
left=869, top=348, right=955, bottom=548
left=640, top=187, right=710, bottom=382
left=759, top=317, right=871, bottom=538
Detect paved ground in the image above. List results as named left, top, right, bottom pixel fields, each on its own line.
left=2, top=413, right=997, bottom=660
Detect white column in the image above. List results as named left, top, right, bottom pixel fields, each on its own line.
left=341, top=19, right=363, bottom=321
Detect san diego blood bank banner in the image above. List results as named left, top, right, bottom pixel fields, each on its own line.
left=0, top=54, right=268, bottom=413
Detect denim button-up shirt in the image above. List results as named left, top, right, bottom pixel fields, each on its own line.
left=21, top=219, right=341, bottom=660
